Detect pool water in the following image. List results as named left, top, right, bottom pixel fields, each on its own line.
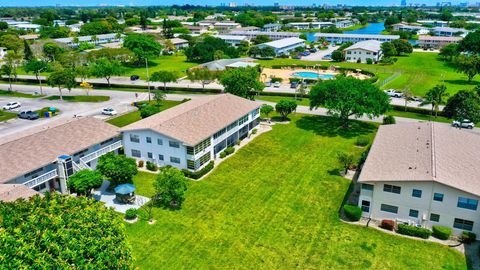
left=292, top=72, right=335, bottom=80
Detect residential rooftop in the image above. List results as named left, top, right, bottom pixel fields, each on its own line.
left=260, top=37, right=305, bottom=49
left=344, top=40, right=382, bottom=52
left=359, top=122, right=480, bottom=196
left=418, top=35, right=462, bottom=41
left=0, top=117, right=119, bottom=184
left=314, top=33, right=400, bottom=39
left=0, top=184, right=39, bottom=202
left=121, top=94, right=260, bottom=146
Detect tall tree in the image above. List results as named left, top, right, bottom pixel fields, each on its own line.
left=162, top=18, right=173, bottom=39
left=97, top=152, right=138, bottom=186
left=23, top=40, right=33, bottom=61
left=458, top=30, right=480, bottom=54
left=46, top=68, right=77, bottom=100
left=420, top=85, right=449, bottom=117
left=123, top=33, right=162, bottom=61
left=43, top=42, right=63, bottom=62
left=391, top=39, right=413, bottom=55
left=151, top=71, right=177, bottom=91
left=381, top=42, right=397, bottom=57
left=275, top=99, right=297, bottom=120
left=309, top=76, right=390, bottom=127
left=67, top=169, right=103, bottom=196
left=154, top=166, right=188, bottom=209
left=402, top=88, right=413, bottom=111
left=443, top=89, right=480, bottom=123
left=89, top=58, right=125, bottom=87
left=24, top=59, right=49, bottom=94
left=454, top=54, right=480, bottom=82
left=186, top=68, right=216, bottom=89
left=1, top=52, right=21, bottom=91
left=439, top=43, right=459, bottom=61
left=219, top=67, right=264, bottom=100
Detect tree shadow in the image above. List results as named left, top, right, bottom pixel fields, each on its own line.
left=295, top=115, right=377, bottom=139
left=443, top=79, right=479, bottom=86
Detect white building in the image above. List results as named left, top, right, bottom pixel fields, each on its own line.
left=335, top=20, right=354, bottom=28
left=358, top=122, right=480, bottom=236
left=418, top=36, right=462, bottom=49
left=431, top=27, right=469, bottom=37
left=343, top=40, right=382, bottom=63
left=0, top=117, right=122, bottom=195
left=213, top=35, right=248, bottom=47
left=0, top=47, right=7, bottom=60
left=54, top=33, right=124, bottom=48
left=287, top=22, right=334, bottom=30
left=392, top=23, right=430, bottom=35
left=169, top=38, right=189, bottom=50
left=417, top=20, right=449, bottom=27
left=262, top=23, right=282, bottom=32
left=13, top=23, right=41, bottom=32
left=257, top=37, right=305, bottom=56
left=229, top=30, right=300, bottom=41
left=121, top=94, right=260, bottom=172
left=314, top=33, right=400, bottom=44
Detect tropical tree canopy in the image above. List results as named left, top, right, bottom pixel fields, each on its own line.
left=220, top=67, right=264, bottom=100
left=154, top=166, right=188, bottom=208
left=97, top=153, right=138, bottom=185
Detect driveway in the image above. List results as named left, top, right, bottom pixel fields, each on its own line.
left=302, top=46, right=336, bottom=61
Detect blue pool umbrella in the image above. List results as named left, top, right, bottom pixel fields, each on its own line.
left=114, top=184, right=136, bottom=195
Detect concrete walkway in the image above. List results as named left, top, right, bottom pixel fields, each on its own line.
left=92, top=180, right=150, bottom=214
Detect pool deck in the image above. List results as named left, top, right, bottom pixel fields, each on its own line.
left=261, top=67, right=369, bottom=82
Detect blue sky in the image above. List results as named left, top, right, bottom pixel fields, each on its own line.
left=0, top=0, right=467, bottom=7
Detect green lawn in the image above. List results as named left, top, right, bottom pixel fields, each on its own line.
left=258, top=52, right=480, bottom=97
left=126, top=115, right=466, bottom=269
left=45, top=95, right=110, bottom=102
left=0, top=89, right=44, bottom=98
left=0, top=111, right=17, bottom=122
left=124, top=54, right=197, bottom=80
left=107, top=100, right=183, bottom=127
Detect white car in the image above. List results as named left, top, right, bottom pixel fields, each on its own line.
left=273, top=82, right=281, bottom=88
left=3, top=101, right=21, bottom=110
left=102, top=108, right=117, bottom=116
left=384, top=89, right=403, bottom=98
left=452, top=119, right=475, bottom=129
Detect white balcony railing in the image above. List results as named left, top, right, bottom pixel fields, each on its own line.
left=80, top=140, right=123, bottom=164
left=23, top=169, right=58, bottom=188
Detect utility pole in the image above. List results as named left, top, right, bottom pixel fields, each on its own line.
left=145, top=58, right=151, bottom=102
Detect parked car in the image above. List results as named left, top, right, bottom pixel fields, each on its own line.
left=130, top=75, right=140, bottom=81
left=264, top=81, right=272, bottom=87
left=452, top=119, right=475, bottom=129
left=322, top=54, right=332, bottom=60
left=102, top=108, right=117, bottom=116
left=290, top=81, right=298, bottom=89
left=384, top=89, right=403, bottom=98
left=410, top=96, right=423, bottom=102
left=18, top=111, right=39, bottom=120
left=293, top=55, right=301, bottom=59
left=273, top=82, right=281, bottom=88
left=309, top=48, right=317, bottom=53
left=3, top=101, right=21, bottom=110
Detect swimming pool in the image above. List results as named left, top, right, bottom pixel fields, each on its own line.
left=291, top=72, right=335, bottom=80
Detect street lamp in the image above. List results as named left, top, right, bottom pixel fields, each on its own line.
left=38, top=66, right=46, bottom=95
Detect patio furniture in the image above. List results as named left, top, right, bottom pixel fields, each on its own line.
left=114, top=183, right=136, bottom=204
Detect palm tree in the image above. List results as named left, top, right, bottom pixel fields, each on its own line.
left=420, top=85, right=449, bottom=118
left=91, top=35, right=98, bottom=46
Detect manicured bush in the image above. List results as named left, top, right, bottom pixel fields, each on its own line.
left=343, top=204, right=362, bottom=221
left=224, top=146, right=235, bottom=155
left=432, top=226, right=452, bottom=240
left=382, top=115, right=396, bottom=125
left=355, top=136, right=370, bottom=147
left=125, top=208, right=138, bottom=220
left=381, top=219, right=395, bottom=231
left=461, top=231, right=477, bottom=244
left=138, top=160, right=144, bottom=168
left=182, top=161, right=214, bottom=180
left=270, top=77, right=283, bottom=83
left=146, top=161, right=157, bottom=172
left=397, top=224, right=432, bottom=239
left=251, top=128, right=258, bottom=135
left=219, top=152, right=227, bottom=158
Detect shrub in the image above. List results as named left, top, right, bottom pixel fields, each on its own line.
left=251, top=128, right=258, bottom=135
left=355, top=136, right=370, bottom=147
left=146, top=161, right=157, bottom=171
left=224, top=146, right=235, bottom=156
left=125, top=208, right=138, bottom=220
left=381, top=219, right=395, bottom=231
left=140, top=105, right=161, bottom=119
left=138, top=160, right=144, bottom=168
left=432, top=226, right=452, bottom=240
left=219, top=152, right=227, bottom=158
left=382, top=115, right=396, bottom=125
left=397, top=224, right=432, bottom=239
left=182, top=161, right=214, bottom=180
left=343, top=204, right=362, bottom=221
left=461, top=231, right=477, bottom=244
left=366, top=58, right=373, bottom=65
left=270, top=77, right=283, bottom=83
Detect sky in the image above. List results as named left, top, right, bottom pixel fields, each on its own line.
left=0, top=0, right=470, bottom=7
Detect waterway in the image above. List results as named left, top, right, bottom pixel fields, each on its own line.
left=306, top=22, right=386, bottom=42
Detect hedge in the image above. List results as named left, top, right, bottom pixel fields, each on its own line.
left=125, top=208, right=138, bottom=220
left=461, top=231, right=477, bottom=244
left=182, top=161, right=214, bottom=180
left=343, top=204, right=362, bottom=221
left=146, top=161, right=158, bottom=172
left=355, top=136, right=370, bottom=147
left=391, top=104, right=447, bottom=117
left=397, top=224, right=432, bottom=239
left=432, top=226, right=452, bottom=240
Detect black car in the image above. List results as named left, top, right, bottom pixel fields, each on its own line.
left=130, top=75, right=140, bottom=81
left=290, top=81, right=298, bottom=89
left=18, top=111, right=39, bottom=120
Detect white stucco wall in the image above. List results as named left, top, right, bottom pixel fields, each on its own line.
left=345, top=49, right=381, bottom=63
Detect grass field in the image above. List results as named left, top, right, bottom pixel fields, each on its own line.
left=46, top=95, right=110, bottom=102
left=0, top=110, right=17, bottom=122
left=0, top=90, right=44, bottom=98
left=124, top=54, right=197, bottom=80
left=107, top=100, right=183, bottom=127
left=258, top=52, right=480, bottom=97
left=126, top=115, right=466, bottom=269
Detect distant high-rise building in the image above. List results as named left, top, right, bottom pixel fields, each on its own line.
left=401, top=0, right=407, bottom=6
left=229, top=2, right=237, bottom=7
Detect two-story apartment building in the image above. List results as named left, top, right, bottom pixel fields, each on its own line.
left=257, top=37, right=305, bottom=56
left=314, top=33, right=400, bottom=44
left=358, top=122, right=480, bottom=236
left=343, top=40, right=382, bottom=63
left=0, top=117, right=121, bottom=196
left=121, top=94, right=260, bottom=172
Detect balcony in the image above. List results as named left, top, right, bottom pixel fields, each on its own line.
left=23, top=169, right=58, bottom=188
left=80, top=140, right=122, bottom=164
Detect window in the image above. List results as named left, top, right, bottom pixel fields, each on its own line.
left=158, top=154, right=164, bottom=161
left=361, top=200, right=370, bottom=212
left=147, top=152, right=153, bottom=159
left=131, top=149, right=141, bottom=158
left=412, top=189, right=422, bottom=198
left=433, top=193, right=444, bottom=202
left=170, top=157, right=180, bottom=164
left=380, top=204, right=398, bottom=214
left=227, top=121, right=237, bottom=131
left=457, top=197, right=478, bottom=211
left=238, top=114, right=249, bottom=125
left=383, top=184, right=401, bottom=194
left=157, top=139, right=163, bottom=145
left=361, top=184, right=374, bottom=191
left=198, top=152, right=211, bottom=167
left=186, top=146, right=194, bottom=155
left=453, top=218, right=474, bottom=231
left=187, top=160, right=195, bottom=170
left=194, top=138, right=211, bottom=154
left=409, top=209, right=419, bottom=218
left=146, top=137, right=152, bottom=143
left=169, top=141, right=180, bottom=148
left=213, top=128, right=226, bottom=139
left=430, top=213, right=440, bottom=222
left=129, top=134, right=140, bottom=143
